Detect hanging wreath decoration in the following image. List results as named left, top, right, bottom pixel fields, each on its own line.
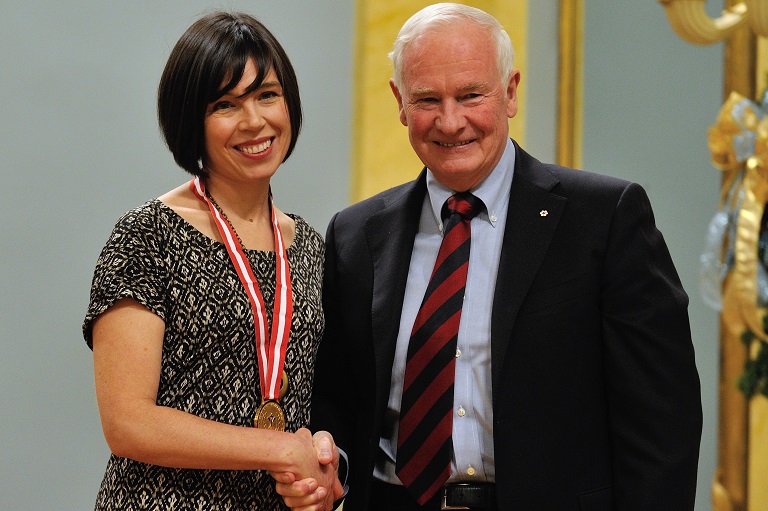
left=705, top=90, right=768, bottom=398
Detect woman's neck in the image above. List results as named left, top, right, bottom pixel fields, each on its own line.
left=203, top=177, right=272, bottom=225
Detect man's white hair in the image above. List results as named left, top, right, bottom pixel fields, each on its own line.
left=388, top=2, right=515, bottom=90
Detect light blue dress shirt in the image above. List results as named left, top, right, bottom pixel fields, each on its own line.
left=375, top=138, right=515, bottom=484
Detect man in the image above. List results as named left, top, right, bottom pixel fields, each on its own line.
left=311, top=3, right=702, bottom=510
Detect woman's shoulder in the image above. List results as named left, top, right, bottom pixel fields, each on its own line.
left=290, top=215, right=323, bottom=242
left=158, top=182, right=227, bottom=243
left=110, top=198, right=183, bottom=237
left=107, top=182, right=210, bottom=243
left=287, top=214, right=324, bottom=256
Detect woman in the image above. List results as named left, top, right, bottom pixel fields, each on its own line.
left=83, top=12, right=341, bottom=510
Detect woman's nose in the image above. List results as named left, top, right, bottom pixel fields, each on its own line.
left=238, top=102, right=265, bottom=131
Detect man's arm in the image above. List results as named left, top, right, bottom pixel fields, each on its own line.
left=272, top=213, right=357, bottom=510
left=601, top=182, right=702, bottom=510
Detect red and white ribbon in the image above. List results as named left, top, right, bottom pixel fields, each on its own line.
left=190, top=177, right=293, bottom=402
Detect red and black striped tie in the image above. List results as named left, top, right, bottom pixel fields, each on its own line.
left=396, top=191, right=484, bottom=505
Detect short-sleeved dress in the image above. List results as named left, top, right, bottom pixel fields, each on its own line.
left=83, top=199, right=325, bottom=510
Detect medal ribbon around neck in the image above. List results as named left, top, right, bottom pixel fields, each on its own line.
left=190, top=177, right=293, bottom=404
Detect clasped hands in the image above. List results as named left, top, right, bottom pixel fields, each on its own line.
left=269, top=428, right=344, bottom=511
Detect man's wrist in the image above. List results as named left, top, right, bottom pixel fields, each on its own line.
left=334, top=446, right=349, bottom=508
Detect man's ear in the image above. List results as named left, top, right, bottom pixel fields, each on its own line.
left=505, top=69, right=521, bottom=119
left=389, top=79, right=408, bottom=126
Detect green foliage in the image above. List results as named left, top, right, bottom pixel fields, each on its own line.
left=738, top=324, right=768, bottom=399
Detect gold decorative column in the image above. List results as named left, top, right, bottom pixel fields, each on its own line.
left=557, top=0, right=584, bottom=169
left=659, top=2, right=767, bottom=510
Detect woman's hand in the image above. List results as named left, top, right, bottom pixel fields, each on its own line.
left=270, top=429, right=343, bottom=511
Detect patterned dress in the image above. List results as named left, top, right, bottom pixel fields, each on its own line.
left=83, top=199, right=325, bottom=510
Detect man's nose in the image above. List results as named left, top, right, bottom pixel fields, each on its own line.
left=435, top=100, right=466, bottom=134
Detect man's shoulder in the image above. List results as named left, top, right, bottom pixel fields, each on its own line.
left=515, top=142, right=632, bottom=195
left=521, top=155, right=635, bottom=200
left=552, top=164, right=631, bottom=189
left=333, top=178, right=421, bottom=223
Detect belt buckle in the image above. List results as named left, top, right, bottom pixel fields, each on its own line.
left=441, top=485, right=470, bottom=511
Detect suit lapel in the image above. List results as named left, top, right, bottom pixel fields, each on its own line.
left=366, top=171, right=428, bottom=395
left=491, top=145, right=566, bottom=403
left=362, top=154, right=567, bottom=407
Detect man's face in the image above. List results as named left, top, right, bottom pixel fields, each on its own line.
left=391, top=22, right=519, bottom=192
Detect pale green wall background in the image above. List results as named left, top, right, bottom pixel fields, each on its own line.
left=0, top=1, right=721, bottom=509
left=0, top=2, right=354, bottom=509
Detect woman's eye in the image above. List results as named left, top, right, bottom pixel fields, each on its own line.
left=259, top=90, right=280, bottom=101
left=211, top=101, right=234, bottom=112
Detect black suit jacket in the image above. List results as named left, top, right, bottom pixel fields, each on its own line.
left=311, top=142, right=702, bottom=510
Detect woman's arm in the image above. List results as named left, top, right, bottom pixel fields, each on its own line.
left=92, top=297, right=331, bottom=481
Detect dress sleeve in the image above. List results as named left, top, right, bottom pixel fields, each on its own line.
left=82, top=203, right=168, bottom=349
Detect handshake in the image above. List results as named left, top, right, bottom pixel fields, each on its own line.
left=269, top=428, right=345, bottom=511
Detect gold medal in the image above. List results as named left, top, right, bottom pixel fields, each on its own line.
left=254, top=399, right=285, bottom=431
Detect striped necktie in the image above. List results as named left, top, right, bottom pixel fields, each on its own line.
left=396, top=191, right=485, bottom=505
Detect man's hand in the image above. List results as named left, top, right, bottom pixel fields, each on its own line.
left=311, top=430, right=340, bottom=472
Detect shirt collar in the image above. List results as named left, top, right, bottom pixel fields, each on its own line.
left=425, top=138, right=516, bottom=230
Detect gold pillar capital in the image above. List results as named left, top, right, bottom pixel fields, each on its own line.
left=659, top=0, right=747, bottom=45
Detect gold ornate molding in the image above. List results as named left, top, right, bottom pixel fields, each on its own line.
left=658, top=0, right=768, bottom=46
left=659, top=0, right=757, bottom=99
left=658, top=0, right=746, bottom=44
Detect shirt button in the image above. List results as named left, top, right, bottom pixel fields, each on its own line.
left=457, top=407, right=466, bottom=417
left=490, top=215, right=497, bottom=222
left=456, top=348, right=461, bottom=358
left=467, top=465, right=476, bottom=476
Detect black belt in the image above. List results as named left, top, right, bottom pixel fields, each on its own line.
left=369, top=480, right=496, bottom=510
left=442, top=483, right=496, bottom=510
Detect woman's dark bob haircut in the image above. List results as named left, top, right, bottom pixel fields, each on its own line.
left=158, top=12, right=302, bottom=177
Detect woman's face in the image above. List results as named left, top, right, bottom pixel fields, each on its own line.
left=203, top=59, right=291, bottom=185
